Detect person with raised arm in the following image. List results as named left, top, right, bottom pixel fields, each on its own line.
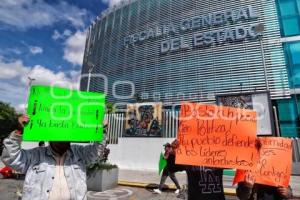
left=1, top=114, right=107, bottom=200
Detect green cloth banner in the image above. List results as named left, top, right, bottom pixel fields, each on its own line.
left=158, top=152, right=167, bottom=175
left=23, top=85, right=105, bottom=141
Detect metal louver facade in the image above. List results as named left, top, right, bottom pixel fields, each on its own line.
left=80, top=0, right=290, bottom=104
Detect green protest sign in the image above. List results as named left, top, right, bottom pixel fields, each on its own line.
left=23, top=85, right=105, bottom=141
left=158, top=152, right=167, bottom=175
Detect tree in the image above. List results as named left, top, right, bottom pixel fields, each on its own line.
left=0, top=101, right=19, bottom=139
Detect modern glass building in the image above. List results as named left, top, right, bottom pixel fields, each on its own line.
left=274, top=0, right=300, bottom=137
left=80, top=0, right=300, bottom=138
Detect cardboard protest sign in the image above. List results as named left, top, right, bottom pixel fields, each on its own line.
left=176, top=103, right=258, bottom=170
left=233, top=137, right=293, bottom=187
left=158, top=152, right=167, bottom=175
left=23, top=85, right=105, bottom=141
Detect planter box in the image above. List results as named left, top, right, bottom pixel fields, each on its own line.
left=87, top=168, right=119, bottom=192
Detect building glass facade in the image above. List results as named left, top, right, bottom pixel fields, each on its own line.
left=275, top=0, right=300, bottom=137
left=275, top=41, right=300, bottom=137
left=284, top=41, right=300, bottom=88
left=277, top=0, right=300, bottom=36
left=81, top=0, right=300, bottom=137
left=275, top=95, right=300, bottom=137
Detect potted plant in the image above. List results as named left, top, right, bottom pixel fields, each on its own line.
left=86, top=146, right=119, bottom=192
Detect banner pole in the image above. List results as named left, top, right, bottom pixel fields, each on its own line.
left=25, top=77, right=35, bottom=113
left=273, top=106, right=281, bottom=137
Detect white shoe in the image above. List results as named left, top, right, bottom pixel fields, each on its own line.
left=153, top=189, right=162, bottom=194
left=175, top=189, right=180, bottom=194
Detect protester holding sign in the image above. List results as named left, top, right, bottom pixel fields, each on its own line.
left=153, top=142, right=181, bottom=194
left=172, top=138, right=226, bottom=200
left=1, top=115, right=107, bottom=200
left=235, top=137, right=293, bottom=200
left=174, top=103, right=261, bottom=200
left=236, top=171, right=293, bottom=200
left=185, top=166, right=225, bottom=200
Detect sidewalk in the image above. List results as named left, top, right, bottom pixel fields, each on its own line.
left=118, top=169, right=300, bottom=197
left=1, top=160, right=299, bottom=197
left=118, top=169, right=238, bottom=195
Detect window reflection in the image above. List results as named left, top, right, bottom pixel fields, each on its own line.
left=277, top=0, right=300, bottom=36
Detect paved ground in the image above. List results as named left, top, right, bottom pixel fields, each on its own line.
left=86, top=186, right=239, bottom=200
left=119, top=169, right=300, bottom=197
left=0, top=178, right=238, bottom=200
left=1, top=176, right=300, bottom=200
left=0, top=178, right=23, bottom=200
left=1, top=161, right=299, bottom=199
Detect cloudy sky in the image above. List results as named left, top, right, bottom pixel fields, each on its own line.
left=0, top=0, right=124, bottom=111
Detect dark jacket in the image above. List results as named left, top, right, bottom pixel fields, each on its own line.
left=166, top=153, right=185, bottom=173
left=236, top=183, right=293, bottom=200
left=186, top=166, right=225, bottom=200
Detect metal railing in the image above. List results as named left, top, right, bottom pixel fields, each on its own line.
left=162, top=111, right=179, bottom=138
left=105, top=113, right=124, bottom=144
left=105, top=113, right=300, bottom=167
left=105, top=111, right=179, bottom=144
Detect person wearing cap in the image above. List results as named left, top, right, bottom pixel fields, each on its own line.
left=1, top=114, right=108, bottom=200
left=171, top=139, right=226, bottom=200
left=153, top=142, right=181, bottom=194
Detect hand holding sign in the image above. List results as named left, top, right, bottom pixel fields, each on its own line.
left=244, top=172, right=255, bottom=189
left=17, top=115, right=30, bottom=131
left=233, top=137, right=293, bottom=187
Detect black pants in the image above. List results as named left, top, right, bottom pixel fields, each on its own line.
left=159, top=168, right=181, bottom=190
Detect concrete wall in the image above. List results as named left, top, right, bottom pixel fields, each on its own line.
left=21, top=139, right=173, bottom=171
left=13, top=139, right=300, bottom=175
left=108, top=138, right=175, bottom=171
